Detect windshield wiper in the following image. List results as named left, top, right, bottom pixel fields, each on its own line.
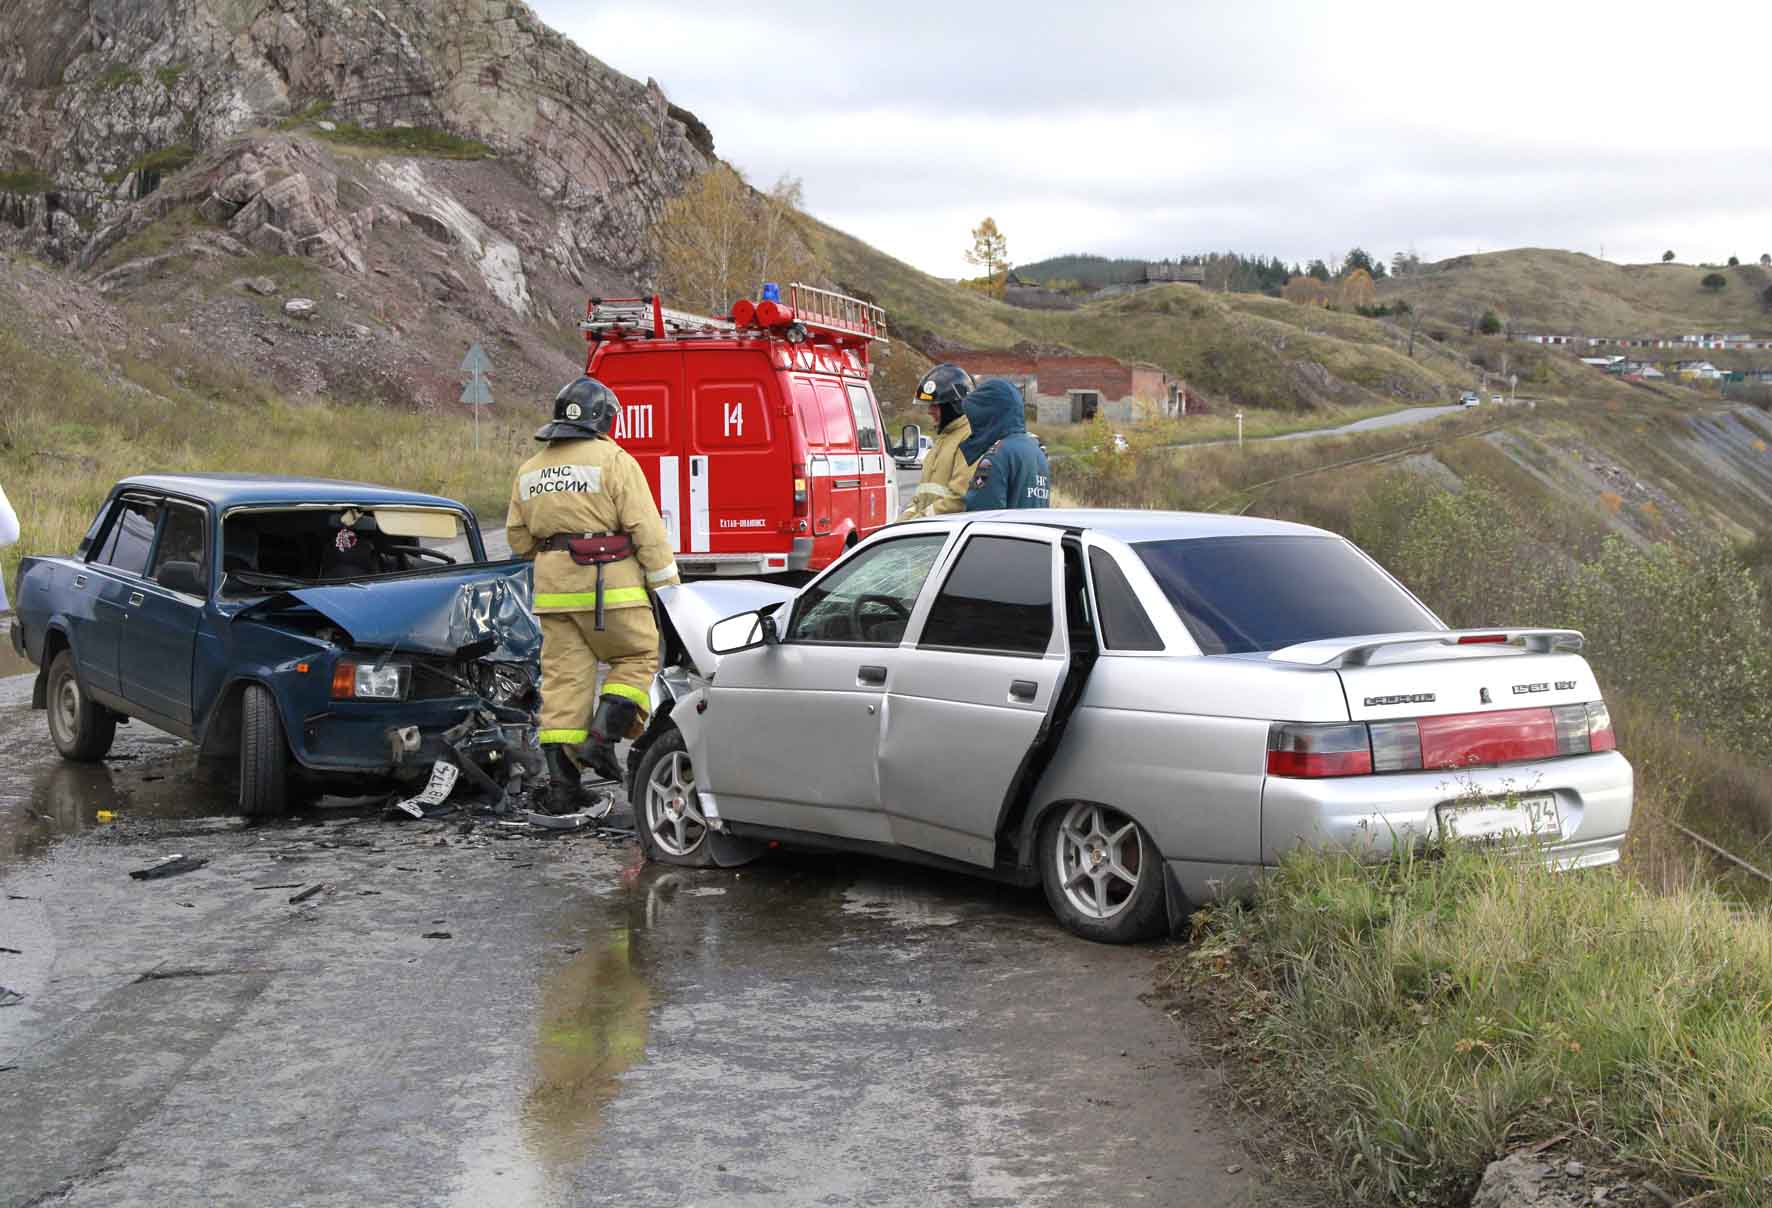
left=227, top=570, right=313, bottom=590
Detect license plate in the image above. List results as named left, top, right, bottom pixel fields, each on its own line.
left=392, top=760, right=460, bottom=818
left=1438, top=794, right=1562, bottom=843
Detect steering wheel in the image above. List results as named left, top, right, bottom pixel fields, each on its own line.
left=387, top=543, right=457, bottom=565
left=850, top=593, right=910, bottom=640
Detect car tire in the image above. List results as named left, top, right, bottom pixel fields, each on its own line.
left=238, top=683, right=290, bottom=818
left=632, top=727, right=759, bottom=868
left=1038, top=802, right=1168, bottom=944
left=45, top=650, right=116, bottom=762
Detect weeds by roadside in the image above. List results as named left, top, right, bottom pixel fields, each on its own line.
left=1170, top=844, right=1772, bottom=1207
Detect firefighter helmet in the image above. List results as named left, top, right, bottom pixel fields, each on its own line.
left=916, top=363, right=974, bottom=429
left=535, top=376, right=620, bottom=442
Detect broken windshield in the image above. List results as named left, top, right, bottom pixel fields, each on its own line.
left=221, top=506, right=473, bottom=595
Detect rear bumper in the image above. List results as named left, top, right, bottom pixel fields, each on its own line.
left=1260, top=750, right=1634, bottom=865
left=678, top=538, right=815, bottom=578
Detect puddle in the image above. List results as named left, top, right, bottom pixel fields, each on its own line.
left=0, top=745, right=237, bottom=868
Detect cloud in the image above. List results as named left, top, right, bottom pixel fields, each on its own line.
left=534, top=0, right=1772, bottom=276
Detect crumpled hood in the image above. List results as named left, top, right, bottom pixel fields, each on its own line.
left=655, top=580, right=799, bottom=678
left=235, top=562, right=541, bottom=660
left=958, top=378, right=1027, bottom=463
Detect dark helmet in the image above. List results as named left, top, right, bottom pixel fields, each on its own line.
left=916, top=363, right=975, bottom=429
left=535, top=376, right=620, bottom=442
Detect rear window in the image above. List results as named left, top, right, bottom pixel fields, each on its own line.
left=1135, top=536, right=1438, bottom=655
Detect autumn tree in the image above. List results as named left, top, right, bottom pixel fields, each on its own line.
left=1282, top=276, right=1332, bottom=307
left=1339, top=267, right=1377, bottom=309
left=965, top=217, right=1009, bottom=295
left=657, top=166, right=817, bottom=315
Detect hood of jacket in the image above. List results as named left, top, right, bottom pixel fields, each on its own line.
left=958, top=379, right=1027, bottom=463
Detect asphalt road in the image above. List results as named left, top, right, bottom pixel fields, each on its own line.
left=0, top=664, right=1254, bottom=1208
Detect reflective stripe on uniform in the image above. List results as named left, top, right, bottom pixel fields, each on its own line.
left=602, top=681, right=651, bottom=709
left=538, top=728, right=589, bottom=745
left=534, top=587, right=651, bottom=610
left=913, top=482, right=958, bottom=499
left=646, top=562, right=680, bottom=584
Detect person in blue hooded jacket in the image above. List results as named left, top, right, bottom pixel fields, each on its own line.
left=960, top=378, right=1050, bottom=510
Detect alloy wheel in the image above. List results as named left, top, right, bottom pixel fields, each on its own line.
left=645, top=750, right=708, bottom=857
left=1053, top=802, right=1145, bottom=920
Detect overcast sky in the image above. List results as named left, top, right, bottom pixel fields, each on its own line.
left=533, top=1, right=1772, bottom=279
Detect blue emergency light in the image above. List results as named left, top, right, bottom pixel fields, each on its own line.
left=761, top=282, right=781, bottom=302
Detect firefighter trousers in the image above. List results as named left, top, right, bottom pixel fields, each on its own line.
left=536, top=607, right=659, bottom=745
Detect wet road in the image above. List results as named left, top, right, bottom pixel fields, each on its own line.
left=0, top=666, right=1253, bottom=1208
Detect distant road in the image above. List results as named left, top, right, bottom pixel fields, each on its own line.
left=1171, top=404, right=1468, bottom=452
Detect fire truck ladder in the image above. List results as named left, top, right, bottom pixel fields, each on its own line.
left=580, top=296, right=734, bottom=339
left=786, top=283, right=888, bottom=344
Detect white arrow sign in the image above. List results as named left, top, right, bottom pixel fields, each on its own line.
left=460, top=376, right=493, bottom=406
left=461, top=343, right=492, bottom=376
left=460, top=341, right=493, bottom=450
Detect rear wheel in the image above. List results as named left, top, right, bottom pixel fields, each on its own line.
left=238, top=684, right=290, bottom=818
left=1039, top=802, right=1168, bottom=943
left=46, top=651, right=115, bottom=762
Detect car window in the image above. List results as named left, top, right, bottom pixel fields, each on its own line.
left=845, top=385, right=881, bottom=452
left=1088, top=547, right=1163, bottom=651
left=1136, top=536, right=1440, bottom=655
left=919, top=536, right=1054, bottom=656
left=150, top=502, right=209, bottom=592
left=788, top=533, right=949, bottom=645
left=93, top=498, right=159, bottom=576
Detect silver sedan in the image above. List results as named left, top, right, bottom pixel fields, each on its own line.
left=626, top=510, right=1633, bottom=943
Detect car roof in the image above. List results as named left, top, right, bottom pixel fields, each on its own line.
left=909, top=508, right=1339, bottom=544
left=117, top=473, right=469, bottom=511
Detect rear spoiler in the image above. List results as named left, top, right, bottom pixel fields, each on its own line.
left=1268, top=628, right=1584, bottom=668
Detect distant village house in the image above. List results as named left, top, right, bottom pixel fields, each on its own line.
left=946, top=351, right=1195, bottom=425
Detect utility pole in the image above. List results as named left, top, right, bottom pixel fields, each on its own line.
left=1236, top=410, right=1244, bottom=449
left=460, top=342, right=492, bottom=452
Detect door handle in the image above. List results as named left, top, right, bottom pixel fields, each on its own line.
left=857, top=665, right=887, bottom=686
left=1009, top=679, right=1038, bottom=703
left=74, top=574, right=88, bottom=589
left=128, top=592, right=145, bottom=607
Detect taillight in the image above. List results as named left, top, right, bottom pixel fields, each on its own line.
left=792, top=462, right=808, bottom=515
left=1267, top=700, right=1617, bottom=779
left=1267, top=723, right=1373, bottom=778
left=1457, top=634, right=1509, bottom=645
left=1586, top=701, right=1616, bottom=751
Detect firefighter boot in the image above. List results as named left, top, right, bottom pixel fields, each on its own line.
left=541, top=744, right=595, bottom=815
left=579, top=694, right=639, bottom=786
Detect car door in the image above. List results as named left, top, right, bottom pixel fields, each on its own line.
left=117, top=498, right=208, bottom=732
left=878, top=527, right=1072, bottom=866
left=79, top=494, right=162, bottom=702
left=699, top=530, right=953, bottom=842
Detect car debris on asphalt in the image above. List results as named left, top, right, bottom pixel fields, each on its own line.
left=128, top=854, right=209, bottom=881
left=288, top=884, right=326, bottom=904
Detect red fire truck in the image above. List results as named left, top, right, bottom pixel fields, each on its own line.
left=582, top=283, right=898, bottom=577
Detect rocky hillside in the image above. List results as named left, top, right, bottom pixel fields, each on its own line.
left=0, top=0, right=712, bottom=407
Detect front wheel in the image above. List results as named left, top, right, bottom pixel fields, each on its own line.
left=238, top=683, right=290, bottom=818
left=46, top=651, right=115, bottom=762
left=1038, top=802, right=1168, bottom=943
left=631, top=727, right=758, bottom=868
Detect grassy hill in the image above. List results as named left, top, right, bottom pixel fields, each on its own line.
left=800, top=214, right=1477, bottom=414
left=1381, top=248, right=1772, bottom=336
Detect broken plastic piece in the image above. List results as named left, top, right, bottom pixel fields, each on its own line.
left=0, top=986, right=23, bottom=1007
left=128, top=854, right=208, bottom=881
left=288, top=884, right=325, bottom=904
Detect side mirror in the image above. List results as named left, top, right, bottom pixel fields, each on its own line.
left=156, top=560, right=206, bottom=596
left=707, top=609, right=780, bottom=656
left=900, top=422, right=921, bottom=452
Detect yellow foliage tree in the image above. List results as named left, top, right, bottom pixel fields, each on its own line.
left=1339, top=268, right=1376, bottom=310
left=657, top=166, right=817, bottom=315
left=1282, top=275, right=1332, bottom=307
left=965, top=217, right=1009, bottom=297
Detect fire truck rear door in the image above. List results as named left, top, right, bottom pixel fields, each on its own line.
left=812, top=378, right=861, bottom=540
left=600, top=347, right=683, bottom=552
left=684, top=352, right=779, bottom=555
left=844, top=382, right=887, bottom=532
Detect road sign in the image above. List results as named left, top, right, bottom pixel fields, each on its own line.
left=460, top=342, right=492, bottom=451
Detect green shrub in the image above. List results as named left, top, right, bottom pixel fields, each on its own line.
left=1179, top=845, right=1772, bottom=1205
left=0, top=169, right=53, bottom=193
left=95, top=66, right=143, bottom=91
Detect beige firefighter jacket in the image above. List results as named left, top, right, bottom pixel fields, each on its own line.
left=506, top=436, right=680, bottom=613
left=897, top=416, right=974, bottom=521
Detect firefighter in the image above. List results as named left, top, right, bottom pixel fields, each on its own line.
left=508, top=377, right=679, bottom=813
left=896, top=363, right=976, bottom=521
left=959, top=378, right=1051, bottom=510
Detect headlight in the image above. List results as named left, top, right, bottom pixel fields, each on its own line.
left=331, top=661, right=411, bottom=700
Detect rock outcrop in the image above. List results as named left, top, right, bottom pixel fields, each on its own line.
left=0, top=0, right=710, bottom=275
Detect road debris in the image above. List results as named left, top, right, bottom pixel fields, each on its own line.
left=252, top=882, right=305, bottom=891
left=0, top=986, right=23, bottom=1007
left=288, top=884, right=326, bottom=904
left=0, top=946, right=22, bottom=954
left=128, top=854, right=208, bottom=881
left=422, top=931, right=453, bottom=940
